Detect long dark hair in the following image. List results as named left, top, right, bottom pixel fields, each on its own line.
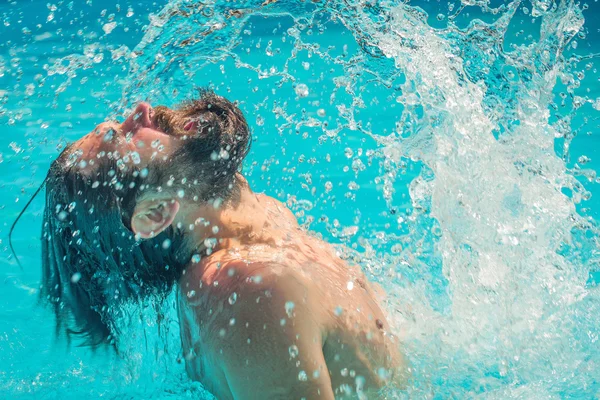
left=39, top=90, right=251, bottom=347
left=41, top=155, right=191, bottom=347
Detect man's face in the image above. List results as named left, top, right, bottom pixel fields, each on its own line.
left=70, top=102, right=195, bottom=174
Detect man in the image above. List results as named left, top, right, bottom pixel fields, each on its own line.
left=40, top=90, right=405, bottom=399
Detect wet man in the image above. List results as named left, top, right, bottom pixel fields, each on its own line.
left=40, top=90, right=405, bottom=399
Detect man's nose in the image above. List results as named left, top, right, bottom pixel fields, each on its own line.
left=122, top=102, right=154, bottom=133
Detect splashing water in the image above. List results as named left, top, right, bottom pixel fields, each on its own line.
left=2, top=0, right=600, bottom=398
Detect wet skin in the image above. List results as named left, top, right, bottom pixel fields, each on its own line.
left=71, top=103, right=405, bottom=399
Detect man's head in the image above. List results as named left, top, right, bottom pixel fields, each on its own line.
left=41, top=90, right=250, bottom=345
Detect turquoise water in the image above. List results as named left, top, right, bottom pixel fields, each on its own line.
left=2, top=0, right=600, bottom=398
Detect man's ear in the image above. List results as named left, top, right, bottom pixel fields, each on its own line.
left=131, top=198, right=180, bottom=239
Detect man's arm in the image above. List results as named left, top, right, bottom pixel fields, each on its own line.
left=210, top=265, right=335, bottom=400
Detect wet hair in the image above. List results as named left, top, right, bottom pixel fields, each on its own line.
left=153, top=89, right=252, bottom=202
left=39, top=90, right=251, bottom=346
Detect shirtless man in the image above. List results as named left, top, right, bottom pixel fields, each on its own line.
left=40, top=91, right=404, bottom=399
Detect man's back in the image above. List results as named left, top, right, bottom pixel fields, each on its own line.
left=177, top=195, right=404, bottom=399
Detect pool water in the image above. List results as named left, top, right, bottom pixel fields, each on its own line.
left=2, top=0, right=600, bottom=398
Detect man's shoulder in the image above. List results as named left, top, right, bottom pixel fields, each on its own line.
left=178, top=250, right=324, bottom=337
left=179, top=249, right=307, bottom=302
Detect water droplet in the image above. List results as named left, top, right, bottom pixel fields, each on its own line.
left=162, top=239, right=171, bottom=249
left=289, top=345, right=299, bottom=358
left=102, top=22, right=117, bottom=34
left=285, top=301, right=295, bottom=317
left=130, top=151, right=140, bottom=165
left=578, top=155, right=591, bottom=165
left=295, top=83, right=309, bottom=98
left=71, top=272, right=82, bottom=283
left=298, top=370, right=308, bottom=381
left=9, top=142, right=22, bottom=154
left=228, top=292, right=238, bottom=305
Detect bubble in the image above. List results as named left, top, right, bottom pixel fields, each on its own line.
left=294, top=83, right=309, bottom=98
left=162, top=239, right=171, bottom=249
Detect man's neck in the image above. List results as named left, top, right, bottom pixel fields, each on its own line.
left=176, top=178, right=277, bottom=255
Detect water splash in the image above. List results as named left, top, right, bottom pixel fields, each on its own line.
left=2, top=0, right=600, bottom=397
left=117, top=0, right=600, bottom=396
